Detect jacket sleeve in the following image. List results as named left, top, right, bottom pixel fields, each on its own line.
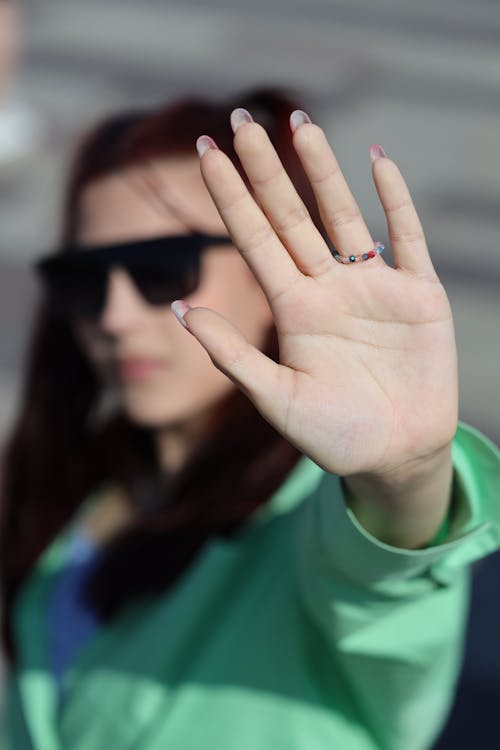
left=296, top=421, right=500, bottom=750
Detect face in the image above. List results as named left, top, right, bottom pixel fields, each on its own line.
left=73, top=157, right=273, bottom=432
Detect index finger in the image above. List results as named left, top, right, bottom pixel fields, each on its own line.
left=197, top=136, right=302, bottom=305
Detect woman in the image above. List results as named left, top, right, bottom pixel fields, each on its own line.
left=0, top=88, right=499, bottom=750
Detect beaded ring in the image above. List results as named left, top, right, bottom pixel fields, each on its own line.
left=332, top=242, right=384, bottom=265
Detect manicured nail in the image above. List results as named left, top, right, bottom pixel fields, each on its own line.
left=196, top=135, right=218, bottom=157
left=230, top=108, right=254, bottom=133
left=290, top=110, right=312, bottom=134
left=370, top=144, right=387, bottom=163
left=171, top=300, right=191, bottom=329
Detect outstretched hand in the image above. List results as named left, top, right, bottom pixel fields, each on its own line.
left=172, top=109, right=458, bottom=483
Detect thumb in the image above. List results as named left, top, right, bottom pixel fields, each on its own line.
left=171, top=300, right=283, bottom=408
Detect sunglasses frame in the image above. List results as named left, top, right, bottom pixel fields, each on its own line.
left=35, top=232, right=234, bottom=319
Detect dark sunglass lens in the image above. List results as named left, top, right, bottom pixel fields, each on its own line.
left=40, top=264, right=107, bottom=319
left=131, top=267, right=199, bottom=306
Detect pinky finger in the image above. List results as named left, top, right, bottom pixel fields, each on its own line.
left=371, top=147, right=438, bottom=280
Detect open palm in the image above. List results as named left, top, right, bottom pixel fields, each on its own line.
left=176, top=111, right=458, bottom=479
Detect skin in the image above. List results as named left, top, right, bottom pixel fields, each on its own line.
left=177, top=110, right=458, bottom=549
left=74, top=157, right=273, bottom=474
left=76, top=112, right=458, bottom=550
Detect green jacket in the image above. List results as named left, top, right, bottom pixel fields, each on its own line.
left=1, top=422, right=499, bottom=750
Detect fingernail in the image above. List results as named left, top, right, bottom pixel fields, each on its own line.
left=290, top=110, right=312, bottom=134
left=196, top=135, right=218, bottom=158
left=230, top=108, right=254, bottom=133
left=370, top=144, right=387, bottom=163
left=171, top=300, right=191, bottom=329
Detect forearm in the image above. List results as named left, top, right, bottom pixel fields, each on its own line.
left=343, top=443, right=454, bottom=549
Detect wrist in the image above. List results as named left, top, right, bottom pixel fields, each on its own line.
left=343, top=443, right=454, bottom=549
left=353, top=442, right=453, bottom=494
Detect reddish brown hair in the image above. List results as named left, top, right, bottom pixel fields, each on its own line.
left=0, top=88, right=323, bottom=661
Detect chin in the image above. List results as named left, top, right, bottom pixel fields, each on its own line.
left=124, top=402, right=185, bottom=428
left=119, top=375, right=236, bottom=429
left=122, top=392, right=209, bottom=429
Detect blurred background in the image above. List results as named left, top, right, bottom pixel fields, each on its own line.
left=0, top=0, right=499, bottom=746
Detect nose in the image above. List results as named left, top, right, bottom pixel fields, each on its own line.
left=99, top=267, right=152, bottom=334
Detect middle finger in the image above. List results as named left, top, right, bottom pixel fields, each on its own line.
left=231, top=112, right=334, bottom=278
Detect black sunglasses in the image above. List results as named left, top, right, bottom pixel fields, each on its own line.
left=35, top=232, right=234, bottom=319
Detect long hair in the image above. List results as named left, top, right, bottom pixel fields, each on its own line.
left=0, top=88, right=323, bottom=662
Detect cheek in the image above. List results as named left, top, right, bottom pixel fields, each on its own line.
left=188, top=254, right=273, bottom=349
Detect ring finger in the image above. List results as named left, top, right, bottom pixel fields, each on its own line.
left=291, top=114, right=378, bottom=262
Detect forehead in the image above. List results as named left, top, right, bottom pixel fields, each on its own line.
left=77, top=156, right=226, bottom=245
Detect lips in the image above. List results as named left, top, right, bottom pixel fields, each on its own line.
left=117, top=358, right=165, bottom=381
